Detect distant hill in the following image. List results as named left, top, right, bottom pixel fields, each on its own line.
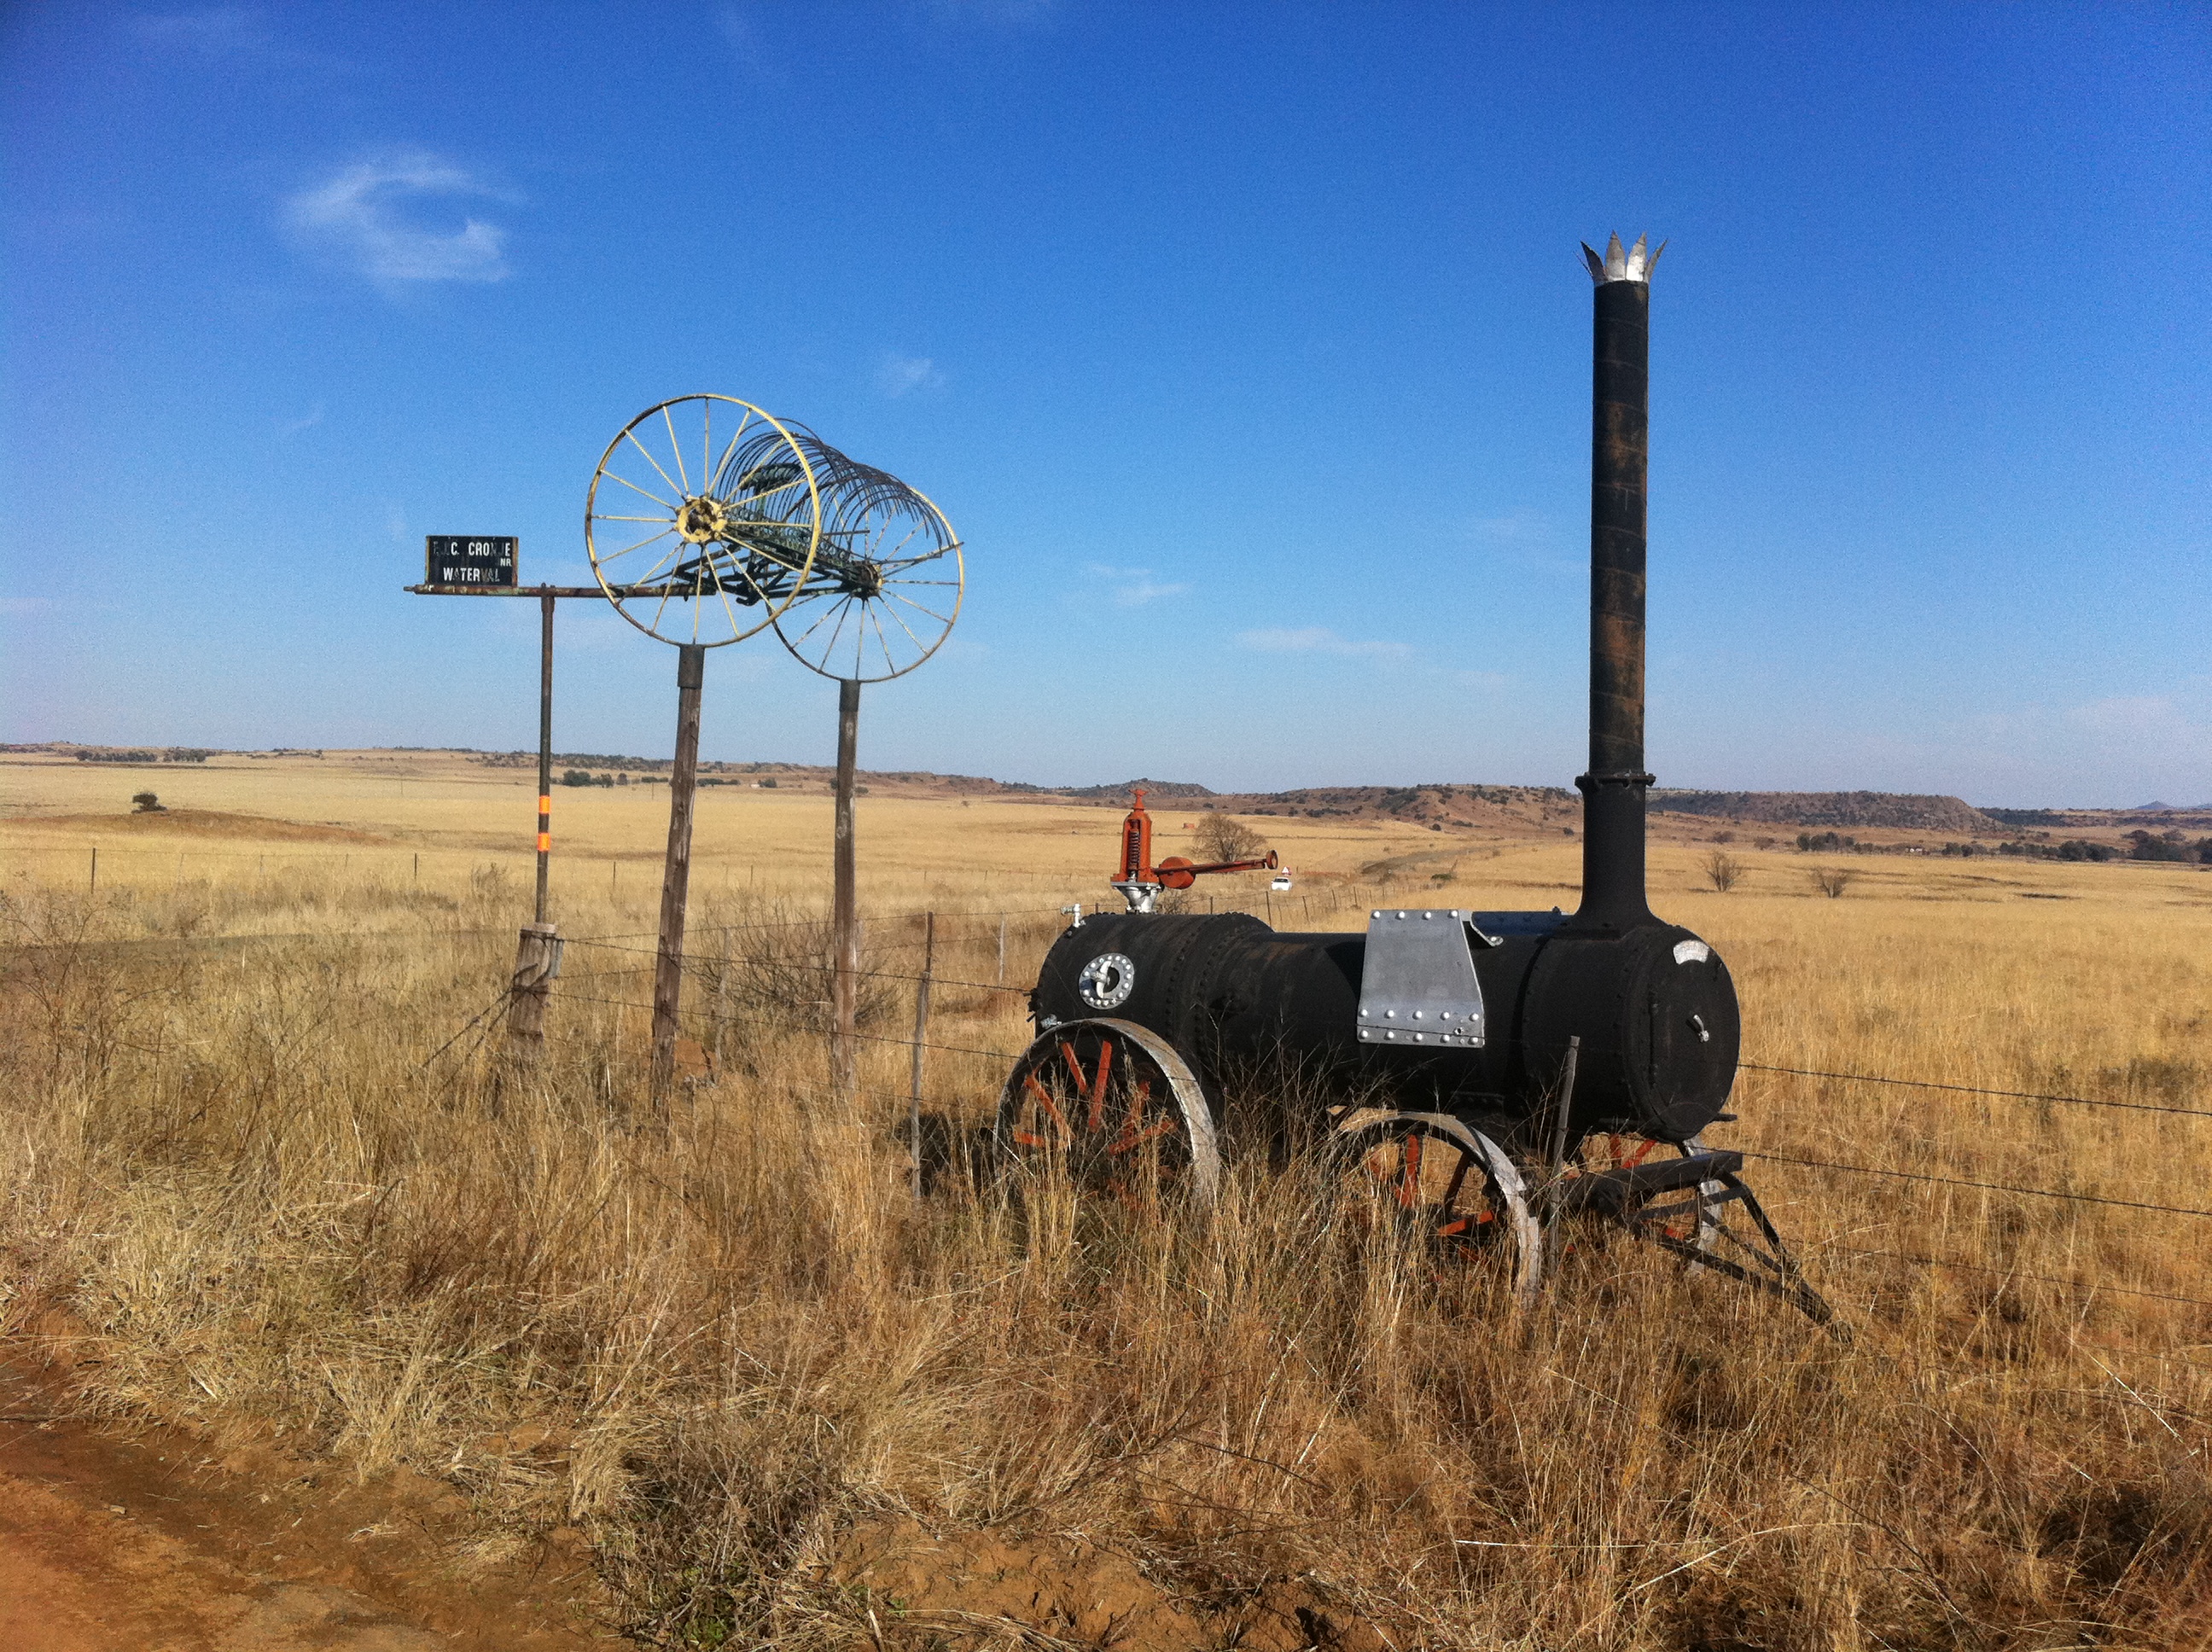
left=6, top=745, right=2124, bottom=835
left=1650, top=789, right=2000, bottom=833
left=1200, top=783, right=1577, bottom=829
left=1058, top=779, right=1218, bottom=801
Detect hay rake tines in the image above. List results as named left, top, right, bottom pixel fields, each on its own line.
left=771, top=430, right=963, bottom=683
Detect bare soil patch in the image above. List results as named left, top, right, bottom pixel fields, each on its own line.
left=0, top=1331, right=611, bottom=1650
left=0, top=809, right=396, bottom=845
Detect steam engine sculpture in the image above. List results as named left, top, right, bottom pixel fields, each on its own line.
left=998, top=236, right=1828, bottom=1319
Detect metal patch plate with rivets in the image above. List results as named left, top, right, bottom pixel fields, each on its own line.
left=1355, top=910, right=1486, bottom=1049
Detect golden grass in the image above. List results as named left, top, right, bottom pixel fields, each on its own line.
left=4, top=761, right=2211, bottom=1649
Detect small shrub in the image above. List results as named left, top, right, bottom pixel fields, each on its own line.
left=1703, top=849, right=1743, bottom=893
left=1810, top=867, right=1856, bottom=899
left=131, top=791, right=164, bottom=812
left=1196, top=811, right=1267, bottom=864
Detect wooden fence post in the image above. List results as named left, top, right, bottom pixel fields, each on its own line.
left=911, top=911, right=934, bottom=1201
left=1541, top=1034, right=1581, bottom=1288
left=830, top=678, right=862, bottom=1104
left=713, top=934, right=731, bottom=1066
left=505, top=922, right=562, bottom=1062
left=650, top=643, right=707, bottom=1102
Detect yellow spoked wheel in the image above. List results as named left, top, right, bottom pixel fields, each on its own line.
left=585, top=395, right=822, bottom=647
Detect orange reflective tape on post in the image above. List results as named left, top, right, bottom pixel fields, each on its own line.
left=538, top=832, right=551, bottom=852
left=538, top=794, right=551, bottom=813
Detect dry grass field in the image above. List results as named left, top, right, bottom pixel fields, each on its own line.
left=4, top=751, right=2210, bottom=1649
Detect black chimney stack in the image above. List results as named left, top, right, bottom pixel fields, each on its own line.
left=1573, top=232, right=1661, bottom=934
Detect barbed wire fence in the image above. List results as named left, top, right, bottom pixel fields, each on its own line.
left=11, top=899, right=2209, bottom=1328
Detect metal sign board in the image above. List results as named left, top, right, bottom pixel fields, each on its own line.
left=425, top=535, right=518, bottom=587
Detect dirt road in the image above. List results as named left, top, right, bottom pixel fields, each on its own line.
left=0, top=1351, right=614, bottom=1650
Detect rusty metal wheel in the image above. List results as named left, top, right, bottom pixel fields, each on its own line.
left=1333, top=1111, right=1542, bottom=1300
left=996, top=1018, right=1220, bottom=1205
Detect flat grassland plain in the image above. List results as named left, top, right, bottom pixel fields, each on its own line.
left=4, top=752, right=2209, bottom=1649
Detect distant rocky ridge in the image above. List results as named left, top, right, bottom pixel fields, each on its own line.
left=3, top=745, right=2159, bottom=834
left=1057, top=779, right=1218, bottom=801
left=1649, top=789, right=2000, bottom=833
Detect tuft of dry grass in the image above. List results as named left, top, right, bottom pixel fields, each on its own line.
left=3, top=816, right=2211, bottom=1649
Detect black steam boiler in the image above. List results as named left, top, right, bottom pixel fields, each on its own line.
left=998, top=236, right=1827, bottom=1320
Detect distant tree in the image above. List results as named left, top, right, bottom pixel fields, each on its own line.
left=759, top=778, right=778, bottom=788
left=1196, top=811, right=1266, bottom=863
left=1703, top=849, right=1744, bottom=893
left=2127, top=829, right=2193, bottom=863
left=1809, top=867, right=1855, bottom=899
left=131, top=791, right=164, bottom=812
left=560, top=770, right=593, bottom=787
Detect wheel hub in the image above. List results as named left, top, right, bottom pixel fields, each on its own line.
left=678, top=496, right=730, bottom=544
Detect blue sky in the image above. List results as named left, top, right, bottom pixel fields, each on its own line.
left=3, top=3, right=2206, bottom=806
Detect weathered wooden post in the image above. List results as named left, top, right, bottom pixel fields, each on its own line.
left=765, top=452, right=961, bottom=1108
left=506, top=585, right=561, bottom=1066
left=650, top=643, right=707, bottom=1100
left=506, top=922, right=563, bottom=1061
left=910, top=910, right=934, bottom=1198
left=830, top=678, right=862, bottom=1102
left=533, top=588, right=555, bottom=923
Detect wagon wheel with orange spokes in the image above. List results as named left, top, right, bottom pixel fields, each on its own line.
left=1332, top=1111, right=1543, bottom=1300
left=996, top=1019, right=1220, bottom=1206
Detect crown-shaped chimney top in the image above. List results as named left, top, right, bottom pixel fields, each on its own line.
left=1580, top=232, right=1664, bottom=285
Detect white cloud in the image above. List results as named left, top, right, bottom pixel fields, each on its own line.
left=1448, top=668, right=1511, bottom=690
left=1465, top=510, right=1551, bottom=544
left=715, top=6, right=758, bottom=49
left=876, top=354, right=946, bottom=398
left=1086, top=563, right=1188, bottom=607
left=923, top=0, right=1061, bottom=25
left=284, top=154, right=511, bottom=284
left=2064, top=695, right=2195, bottom=739
left=1237, top=626, right=1412, bottom=660
left=277, top=402, right=325, bottom=436
left=132, top=7, right=266, bottom=55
